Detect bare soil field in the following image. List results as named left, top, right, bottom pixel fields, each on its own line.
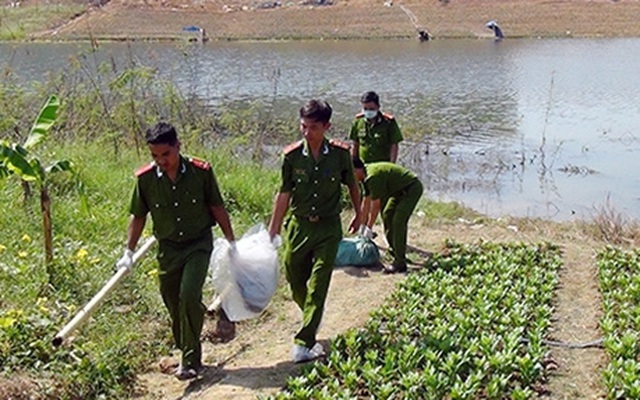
left=133, top=215, right=630, bottom=400
left=33, top=0, right=640, bottom=41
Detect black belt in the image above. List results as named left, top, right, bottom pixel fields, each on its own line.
left=295, top=214, right=336, bottom=223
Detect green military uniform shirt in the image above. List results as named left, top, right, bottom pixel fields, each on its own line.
left=280, top=138, right=355, bottom=218
left=130, top=155, right=223, bottom=243
left=349, top=112, right=403, bottom=163
left=363, top=162, right=419, bottom=200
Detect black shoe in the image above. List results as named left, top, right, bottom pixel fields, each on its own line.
left=174, top=364, right=205, bottom=380
left=382, top=263, right=407, bottom=274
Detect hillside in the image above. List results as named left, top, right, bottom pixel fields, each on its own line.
left=24, top=0, right=640, bottom=41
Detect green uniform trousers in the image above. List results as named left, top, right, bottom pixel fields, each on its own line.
left=382, top=179, right=423, bottom=268
left=157, top=232, right=212, bottom=369
left=283, top=215, right=342, bottom=348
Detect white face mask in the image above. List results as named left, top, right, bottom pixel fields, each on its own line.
left=363, top=109, right=378, bottom=119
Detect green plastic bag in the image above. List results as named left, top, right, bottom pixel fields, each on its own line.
left=334, top=236, right=380, bottom=267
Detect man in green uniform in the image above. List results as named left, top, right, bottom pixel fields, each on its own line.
left=268, top=99, right=361, bottom=363
left=116, top=122, right=235, bottom=380
left=349, top=91, right=404, bottom=164
left=353, top=158, right=423, bottom=274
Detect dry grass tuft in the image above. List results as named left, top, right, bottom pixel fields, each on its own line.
left=0, top=376, right=41, bottom=400
left=591, top=197, right=639, bottom=246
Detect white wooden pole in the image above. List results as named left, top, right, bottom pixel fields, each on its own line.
left=52, top=237, right=157, bottom=347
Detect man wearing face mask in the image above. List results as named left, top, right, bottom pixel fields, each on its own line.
left=349, top=91, right=404, bottom=164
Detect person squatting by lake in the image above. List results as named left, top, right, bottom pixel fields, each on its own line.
left=353, top=159, right=423, bottom=274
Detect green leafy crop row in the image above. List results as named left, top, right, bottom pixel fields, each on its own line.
left=598, top=246, right=640, bottom=399
left=268, top=240, right=561, bottom=399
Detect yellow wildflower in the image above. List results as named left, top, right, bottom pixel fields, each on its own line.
left=21, top=234, right=31, bottom=243
left=75, top=248, right=89, bottom=261
left=0, top=317, right=16, bottom=329
left=0, top=245, right=6, bottom=253
left=18, top=251, right=28, bottom=258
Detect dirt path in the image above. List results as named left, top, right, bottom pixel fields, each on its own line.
left=136, top=263, right=404, bottom=399
left=134, top=217, right=610, bottom=399
left=542, top=243, right=606, bottom=399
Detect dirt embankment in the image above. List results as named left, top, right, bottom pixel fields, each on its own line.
left=40, top=0, right=640, bottom=41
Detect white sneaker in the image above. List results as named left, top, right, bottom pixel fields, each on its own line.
left=310, top=342, right=325, bottom=358
left=291, top=343, right=325, bottom=363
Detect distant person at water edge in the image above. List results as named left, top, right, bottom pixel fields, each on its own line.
left=418, top=29, right=431, bottom=41
left=349, top=91, right=404, bottom=164
left=268, top=99, right=362, bottom=363
left=352, top=158, right=423, bottom=274
left=116, top=122, right=236, bottom=380
left=486, top=20, right=504, bottom=39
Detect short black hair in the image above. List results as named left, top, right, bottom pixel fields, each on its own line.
left=360, top=91, right=380, bottom=106
left=145, top=122, right=178, bottom=146
left=299, top=99, right=332, bottom=124
left=352, top=157, right=366, bottom=171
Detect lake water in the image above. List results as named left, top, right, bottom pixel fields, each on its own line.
left=1, top=39, right=639, bottom=222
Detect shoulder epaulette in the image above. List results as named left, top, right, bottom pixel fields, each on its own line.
left=189, top=157, right=211, bottom=171
left=355, top=112, right=365, bottom=118
left=134, top=163, right=154, bottom=177
left=382, top=112, right=395, bottom=120
left=329, top=139, right=350, bottom=151
left=283, top=140, right=303, bottom=155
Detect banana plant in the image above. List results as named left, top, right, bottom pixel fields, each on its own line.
left=0, top=95, right=77, bottom=277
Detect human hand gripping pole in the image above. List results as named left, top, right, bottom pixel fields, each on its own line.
left=115, top=248, right=134, bottom=271
left=52, top=237, right=157, bottom=347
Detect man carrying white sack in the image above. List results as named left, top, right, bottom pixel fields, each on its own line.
left=117, top=122, right=236, bottom=380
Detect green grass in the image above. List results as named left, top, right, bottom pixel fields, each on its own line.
left=0, top=4, right=86, bottom=40
left=0, top=141, right=278, bottom=399
left=418, top=198, right=480, bottom=222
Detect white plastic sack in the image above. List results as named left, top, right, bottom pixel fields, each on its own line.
left=210, top=224, right=280, bottom=322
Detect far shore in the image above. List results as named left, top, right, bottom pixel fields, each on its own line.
left=6, top=0, right=640, bottom=42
